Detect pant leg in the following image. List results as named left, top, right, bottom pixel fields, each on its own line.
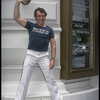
left=38, top=53, right=63, bottom=100
left=15, top=53, right=37, bottom=100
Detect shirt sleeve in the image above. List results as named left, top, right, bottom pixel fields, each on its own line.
left=25, top=21, right=32, bottom=30
left=49, top=28, right=54, bottom=39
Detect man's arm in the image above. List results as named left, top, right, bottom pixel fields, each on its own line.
left=14, top=0, right=27, bottom=27
left=49, top=38, right=56, bottom=69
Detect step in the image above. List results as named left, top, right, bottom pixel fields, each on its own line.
left=2, top=65, right=61, bottom=82
left=2, top=88, right=98, bottom=100
left=2, top=80, right=68, bottom=100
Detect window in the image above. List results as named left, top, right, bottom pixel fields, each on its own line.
left=60, top=0, right=99, bottom=79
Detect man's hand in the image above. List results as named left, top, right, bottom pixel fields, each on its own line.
left=16, top=0, right=23, bottom=3
left=49, top=59, right=55, bottom=69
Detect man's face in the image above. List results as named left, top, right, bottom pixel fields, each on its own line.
left=36, top=11, right=46, bottom=26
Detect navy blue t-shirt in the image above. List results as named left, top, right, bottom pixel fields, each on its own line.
left=25, top=21, right=54, bottom=51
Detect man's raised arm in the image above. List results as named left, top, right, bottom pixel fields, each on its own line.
left=14, top=0, right=27, bottom=27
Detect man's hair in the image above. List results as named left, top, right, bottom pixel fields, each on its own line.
left=34, top=7, right=47, bottom=18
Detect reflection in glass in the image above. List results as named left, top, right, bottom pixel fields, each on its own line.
left=72, top=0, right=93, bottom=68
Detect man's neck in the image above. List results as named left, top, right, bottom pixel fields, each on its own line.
left=37, top=23, right=46, bottom=27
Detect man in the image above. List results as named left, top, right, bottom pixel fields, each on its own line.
left=14, top=0, right=63, bottom=100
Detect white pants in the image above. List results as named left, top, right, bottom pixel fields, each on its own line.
left=15, top=50, right=63, bottom=100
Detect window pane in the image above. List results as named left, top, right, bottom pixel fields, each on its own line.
left=72, top=0, right=93, bottom=69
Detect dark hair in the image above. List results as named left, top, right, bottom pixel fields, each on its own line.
left=34, top=7, right=47, bottom=18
